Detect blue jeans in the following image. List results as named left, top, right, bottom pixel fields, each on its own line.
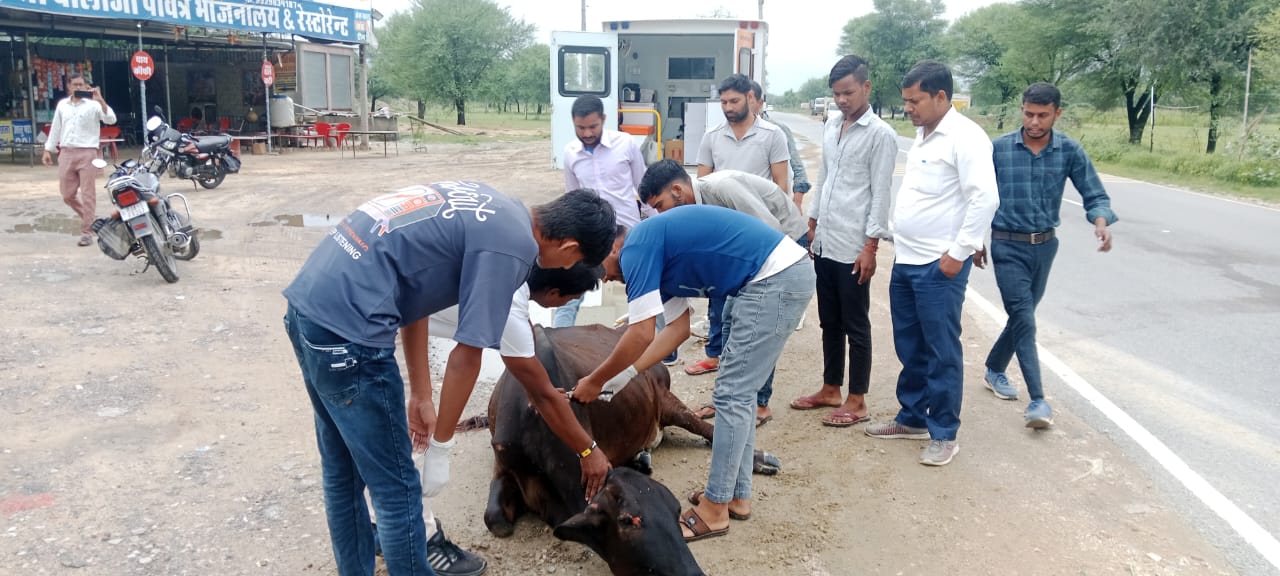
left=551, top=296, right=583, bottom=328
left=284, top=304, right=434, bottom=576
left=889, top=258, right=972, bottom=441
left=705, top=259, right=815, bottom=503
left=985, top=237, right=1058, bottom=401
left=706, top=235, right=810, bottom=407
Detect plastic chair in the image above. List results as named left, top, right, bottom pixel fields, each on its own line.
left=176, top=118, right=197, bottom=132
left=218, top=118, right=231, bottom=133
left=314, top=122, right=332, bottom=149
left=331, top=122, right=351, bottom=149
left=99, top=126, right=121, bottom=161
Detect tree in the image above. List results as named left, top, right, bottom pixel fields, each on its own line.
left=379, top=0, right=535, bottom=125
left=945, top=3, right=1030, bottom=128
left=837, top=0, right=947, bottom=117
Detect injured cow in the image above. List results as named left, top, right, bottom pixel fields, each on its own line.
left=472, top=324, right=779, bottom=575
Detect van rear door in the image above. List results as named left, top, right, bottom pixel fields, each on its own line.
left=550, top=31, right=619, bottom=169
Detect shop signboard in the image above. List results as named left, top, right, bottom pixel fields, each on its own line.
left=0, top=0, right=371, bottom=44
left=131, top=50, right=154, bottom=81
left=261, top=60, right=274, bottom=86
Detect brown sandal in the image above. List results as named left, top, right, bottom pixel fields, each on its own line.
left=680, top=507, right=729, bottom=542
left=687, top=491, right=751, bottom=520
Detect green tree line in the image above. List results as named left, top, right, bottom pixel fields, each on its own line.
left=785, top=0, right=1280, bottom=155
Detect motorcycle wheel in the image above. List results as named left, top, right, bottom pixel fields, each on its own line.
left=174, top=234, right=200, bottom=261
left=197, top=166, right=225, bottom=189
left=141, top=232, right=179, bottom=283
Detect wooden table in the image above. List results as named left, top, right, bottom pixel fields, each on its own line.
left=341, top=130, right=399, bottom=158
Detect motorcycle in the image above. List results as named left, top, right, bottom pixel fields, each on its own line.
left=144, top=107, right=241, bottom=189
left=90, top=116, right=200, bottom=283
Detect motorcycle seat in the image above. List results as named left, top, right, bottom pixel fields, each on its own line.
left=194, top=134, right=232, bottom=153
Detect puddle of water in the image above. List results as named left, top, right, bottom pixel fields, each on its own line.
left=7, top=214, right=81, bottom=235
left=248, top=214, right=337, bottom=228
left=201, top=229, right=223, bottom=240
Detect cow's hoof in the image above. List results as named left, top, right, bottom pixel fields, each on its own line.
left=627, top=450, right=654, bottom=475
left=752, top=451, right=782, bottom=476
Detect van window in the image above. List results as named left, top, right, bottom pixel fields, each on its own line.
left=559, top=46, right=610, bottom=97
left=668, top=57, right=716, bottom=80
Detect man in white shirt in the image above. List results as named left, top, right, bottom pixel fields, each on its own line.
left=789, top=55, right=899, bottom=430
left=557, top=96, right=655, bottom=329
left=42, top=73, right=117, bottom=246
left=863, top=61, right=999, bottom=467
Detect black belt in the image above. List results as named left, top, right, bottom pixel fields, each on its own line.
left=991, top=229, right=1056, bottom=245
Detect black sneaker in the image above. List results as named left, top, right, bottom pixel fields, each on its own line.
left=427, top=518, right=487, bottom=576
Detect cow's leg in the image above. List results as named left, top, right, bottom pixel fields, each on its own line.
left=659, top=388, right=782, bottom=475
left=484, top=471, right=524, bottom=538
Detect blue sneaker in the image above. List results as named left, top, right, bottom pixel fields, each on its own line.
left=1025, top=400, right=1054, bottom=429
left=662, top=350, right=679, bottom=366
left=983, top=368, right=1018, bottom=400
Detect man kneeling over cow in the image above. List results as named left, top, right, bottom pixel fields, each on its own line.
left=571, top=204, right=816, bottom=542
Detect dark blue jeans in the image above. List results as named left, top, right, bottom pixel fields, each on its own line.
left=889, top=258, right=972, bottom=441
left=705, top=235, right=810, bottom=408
left=284, top=304, right=434, bottom=576
left=985, top=237, right=1058, bottom=401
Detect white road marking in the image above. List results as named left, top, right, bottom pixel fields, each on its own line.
left=965, top=288, right=1280, bottom=571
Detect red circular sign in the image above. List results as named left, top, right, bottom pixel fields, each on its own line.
left=131, top=51, right=154, bottom=81
left=261, top=61, right=275, bottom=86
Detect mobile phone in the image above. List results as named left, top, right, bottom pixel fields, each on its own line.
left=74, top=90, right=94, bottom=99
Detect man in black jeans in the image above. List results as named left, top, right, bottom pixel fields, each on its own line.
left=975, top=82, right=1117, bottom=429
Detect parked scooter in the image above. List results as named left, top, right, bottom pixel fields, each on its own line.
left=90, top=117, right=200, bottom=283
left=145, top=107, right=241, bottom=189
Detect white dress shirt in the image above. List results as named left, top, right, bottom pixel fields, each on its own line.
left=563, top=130, right=656, bottom=228
left=45, top=97, right=117, bottom=152
left=892, top=107, right=1000, bottom=265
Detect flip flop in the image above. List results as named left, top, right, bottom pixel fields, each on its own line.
left=687, top=491, right=751, bottom=520
left=684, top=359, right=719, bottom=376
left=789, top=393, right=842, bottom=411
left=680, top=508, right=730, bottom=542
left=693, top=404, right=716, bottom=420
left=821, top=410, right=870, bottom=428
left=756, top=414, right=773, bottom=428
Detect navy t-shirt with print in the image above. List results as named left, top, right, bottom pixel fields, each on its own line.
left=284, top=181, right=536, bottom=350
left=620, top=205, right=784, bottom=321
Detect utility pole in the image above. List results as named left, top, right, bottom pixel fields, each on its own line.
left=137, top=23, right=147, bottom=145
left=581, top=0, right=586, bottom=31
left=1241, top=46, right=1253, bottom=155
left=758, top=0, right=764, bottom=20
left=1148, top=80, right=1155, bottom=153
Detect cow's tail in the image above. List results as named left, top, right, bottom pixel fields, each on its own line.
left=456, top=414, right=489, bottom=432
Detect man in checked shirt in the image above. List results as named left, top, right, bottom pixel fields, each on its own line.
left=974, top=82, right=1118, bottom=429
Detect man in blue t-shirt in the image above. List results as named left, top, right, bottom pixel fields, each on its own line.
left=283, top=182, right=616, bottom=576
left=570, top=205, right=815, bottom=542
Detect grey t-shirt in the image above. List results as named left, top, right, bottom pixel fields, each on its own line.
left=696, top=117, right=790, bottom=181
left=693, top=170, right=807, bottom=240
left=284, top=181, right=537, bottom=349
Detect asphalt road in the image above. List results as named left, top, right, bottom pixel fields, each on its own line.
left=773, top=110, right=1280, bottom=575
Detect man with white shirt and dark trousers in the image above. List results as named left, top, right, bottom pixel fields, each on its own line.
left=864, top=61, right=999, bottom=467
left=556, top=95, right=656, bottom=330
left=788, top=56, right=899, bottom=429
left=42, top=73, right=116, bottom=246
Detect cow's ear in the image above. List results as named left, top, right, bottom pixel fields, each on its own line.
left=553, top=506, right=609, bottom=548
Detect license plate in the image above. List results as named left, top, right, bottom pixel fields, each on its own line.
left=119, top=203, right=148, bottom=220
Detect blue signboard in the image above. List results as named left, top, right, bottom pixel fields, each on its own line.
left=0, top=0, right=370, bottom=44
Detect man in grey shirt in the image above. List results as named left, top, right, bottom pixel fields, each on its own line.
left=750, top=80, right=811, bottom=210
left=691, top=73, right=792, bottom=378
left=789, top=56, right=898, bottom=430
left=639, top=159, right=807, bottom=426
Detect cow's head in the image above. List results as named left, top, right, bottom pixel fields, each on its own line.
left=553, top=467, right=705, bottom=576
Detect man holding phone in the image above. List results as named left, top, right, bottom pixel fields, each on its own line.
left=43, top=73, right=116, bottom=247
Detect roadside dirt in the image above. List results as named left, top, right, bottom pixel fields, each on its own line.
left=0, top=140, right=1239, bottom=575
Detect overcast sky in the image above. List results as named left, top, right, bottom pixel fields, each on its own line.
left=373, top=0, right=1006, bottom=92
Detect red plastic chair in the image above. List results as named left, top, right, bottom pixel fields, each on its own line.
left=218, top=118, right=231, bottom=133
left=314, top=122, right=332, bottom=149
left=331, top=122, right=351, bottom=149
left=99, top=125, right=121, bottom=161
left=176, top=118, right=197, bottom=132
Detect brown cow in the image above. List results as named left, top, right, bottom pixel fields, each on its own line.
left=475, top=324, right=779, bottom=575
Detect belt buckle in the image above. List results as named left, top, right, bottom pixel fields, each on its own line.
left=1029, top=231, right=1048, bottom=244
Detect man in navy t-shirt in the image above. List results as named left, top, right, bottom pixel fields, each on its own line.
left=283, top=182, right=616, bottom=576
left=570, top=204, right=815, bottom=542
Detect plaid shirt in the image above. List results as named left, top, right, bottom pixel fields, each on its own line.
left=991, top=129, right=1118, bottom=233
